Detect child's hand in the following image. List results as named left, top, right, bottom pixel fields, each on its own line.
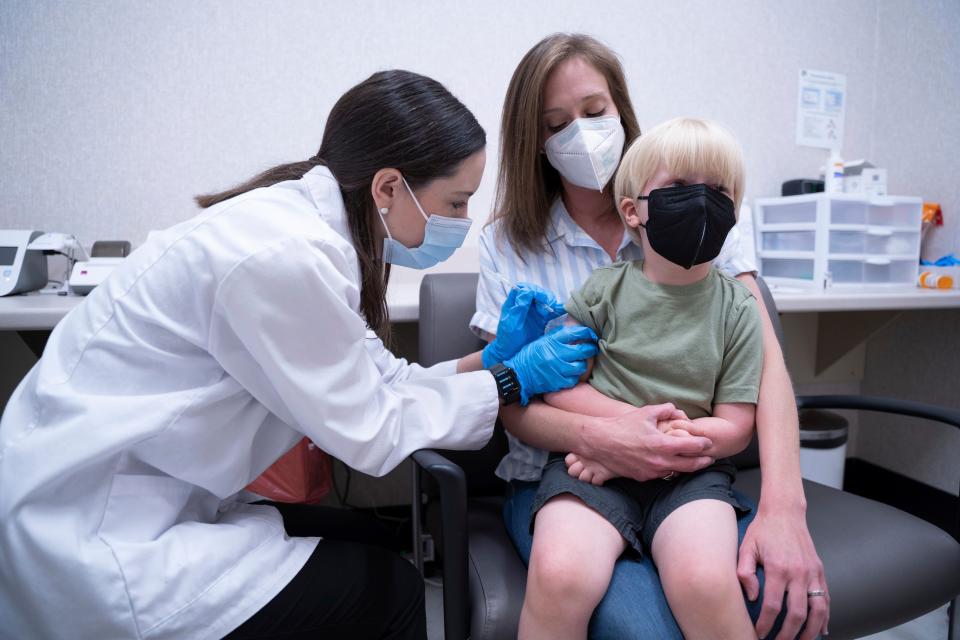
left=565, top=452, right=617, bottom=485
left=656, top=413, right=693, bottom=434
left=657, top=409, right=690, bottom=433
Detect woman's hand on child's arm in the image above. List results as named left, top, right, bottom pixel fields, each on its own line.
left=681, top=403, right=756, bottom=458
left=543, top=382, right=636, bottom=418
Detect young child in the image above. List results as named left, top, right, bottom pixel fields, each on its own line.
left=519, top=117, right=763, bottom=640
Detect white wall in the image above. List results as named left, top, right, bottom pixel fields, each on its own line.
left=856, top=0, right=960, bottom=494
left=2, top=0, right=958, bottom=494
left=5, top=1, right=954, bottom=253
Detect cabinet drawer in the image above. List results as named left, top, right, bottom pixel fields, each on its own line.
left=761, top=258, right=815, bottom=281
left=828, top=260, right=864, bottom=283
left=761, top=231, right=816, bottom=252
left=864, top=259, right=916, bottom=284
left=865, top=230, right=919, bottom=255
left=760, top=201, right=817, bottom=224
left=829, top=231, right=865, bottom=253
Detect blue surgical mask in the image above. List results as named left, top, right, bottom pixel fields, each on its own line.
left=379, top=176, right=473, bottom=270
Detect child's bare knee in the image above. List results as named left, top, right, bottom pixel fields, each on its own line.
left=528, top=552, right=610, bottom=609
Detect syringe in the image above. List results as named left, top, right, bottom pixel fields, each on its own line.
left=481, top=267, right=568, bottom=329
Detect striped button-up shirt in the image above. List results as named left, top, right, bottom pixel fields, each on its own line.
left=470, top=198, right=757, bottom=482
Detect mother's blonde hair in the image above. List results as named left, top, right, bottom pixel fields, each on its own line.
left=492, top=33, right=642, bottom=254
left=614, top=117, right=745, bottom=241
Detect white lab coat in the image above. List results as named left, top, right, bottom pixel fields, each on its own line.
left=0, top=166, right=498, bottom=640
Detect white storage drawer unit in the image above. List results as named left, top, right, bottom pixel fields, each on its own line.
left=754, top=194, right=922, bottom=289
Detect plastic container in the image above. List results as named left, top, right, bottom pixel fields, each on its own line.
left=754, top=194, right=923, bottom=289
left=798, top=409, right=849, bottom=490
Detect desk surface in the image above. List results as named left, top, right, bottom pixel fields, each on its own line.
left=3, top=277, right=960, bottom=330
left=0, top=283, right=428, bottom=330
left=766, top=285, right=960, bottom=312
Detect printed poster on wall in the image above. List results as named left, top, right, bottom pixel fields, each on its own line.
left=796, top=69, right=846, bottom=150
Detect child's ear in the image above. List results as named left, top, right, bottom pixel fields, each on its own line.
left=619, top=196, right=643, bottom=230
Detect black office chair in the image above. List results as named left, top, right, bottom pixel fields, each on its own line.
left=412, top=272, right=960, bottom=640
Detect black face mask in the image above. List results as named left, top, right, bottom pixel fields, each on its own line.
left=638, top=184, right=736, bottom=270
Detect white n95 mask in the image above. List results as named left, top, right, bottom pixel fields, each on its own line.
left=544, top=116, right=626, bottom=191
left=379, top=176, right=473, bottom=270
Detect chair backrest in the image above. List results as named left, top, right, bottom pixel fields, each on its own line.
left=419, top=273, right=509, bottom=497
left=417, top=272, right=785, bottom=476
left=756, top=275, right=786, bottom=348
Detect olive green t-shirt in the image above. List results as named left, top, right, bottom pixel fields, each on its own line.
left=565, top=261, right=762, bottom=419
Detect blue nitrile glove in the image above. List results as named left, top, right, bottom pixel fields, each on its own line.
left=505, top=325, right=599, bottom=405
left=482, top=283, right=567, bottom=369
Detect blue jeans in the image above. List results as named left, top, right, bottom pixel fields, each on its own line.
left=504, top=480, right=786, bottom=639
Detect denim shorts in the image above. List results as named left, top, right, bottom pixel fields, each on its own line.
left=530, top=454, right=751, bottom=556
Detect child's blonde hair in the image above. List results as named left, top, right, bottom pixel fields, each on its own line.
left=614, top=117, right=745, bottom=242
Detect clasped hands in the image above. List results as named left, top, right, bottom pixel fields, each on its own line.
left=566, top=406, right=706, bottom=485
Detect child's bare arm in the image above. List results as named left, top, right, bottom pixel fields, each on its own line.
left=543, top=382, right=635, bottom=418
left=543, top=382, right=638, bottom=486
left=667, top=403, right=755, bottom=459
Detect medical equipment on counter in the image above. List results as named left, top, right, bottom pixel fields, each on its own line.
left=68, top=240, right=132, bottom=295
left=843, top=160, right=887, bottom=196
left=18, top=231, right=90, bottom=295
left=69, top=258, right=125, bottom=295
left=31, top=232, right=91, bottom=294
left=0, top=229, right=48, bottom=296
left=781, top=179, right=824, bottom=196
left=28, top=232, right=88, bottom=263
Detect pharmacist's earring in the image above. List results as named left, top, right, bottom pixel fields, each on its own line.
left=379, top=207, right=389, bottom=215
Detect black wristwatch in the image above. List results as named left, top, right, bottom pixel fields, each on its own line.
left=489, top=363, right=521, bottom=405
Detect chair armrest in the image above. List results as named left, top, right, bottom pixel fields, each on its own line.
left=796, top=394, right=960, bottom=430
left=412, top=449, right=469, bottom=640
left=796, top=394, right=960, bottom=533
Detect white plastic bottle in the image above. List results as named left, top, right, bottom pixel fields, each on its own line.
left=824, top=150, right=844, bottom=193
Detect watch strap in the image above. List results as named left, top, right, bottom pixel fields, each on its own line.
left=489, top=363, right=521, bottom=405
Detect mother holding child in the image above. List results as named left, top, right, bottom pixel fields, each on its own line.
left=473, top=33, right=830, bottom=639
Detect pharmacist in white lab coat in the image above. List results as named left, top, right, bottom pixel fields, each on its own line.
left=0, top=70, right=599, bottom=640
